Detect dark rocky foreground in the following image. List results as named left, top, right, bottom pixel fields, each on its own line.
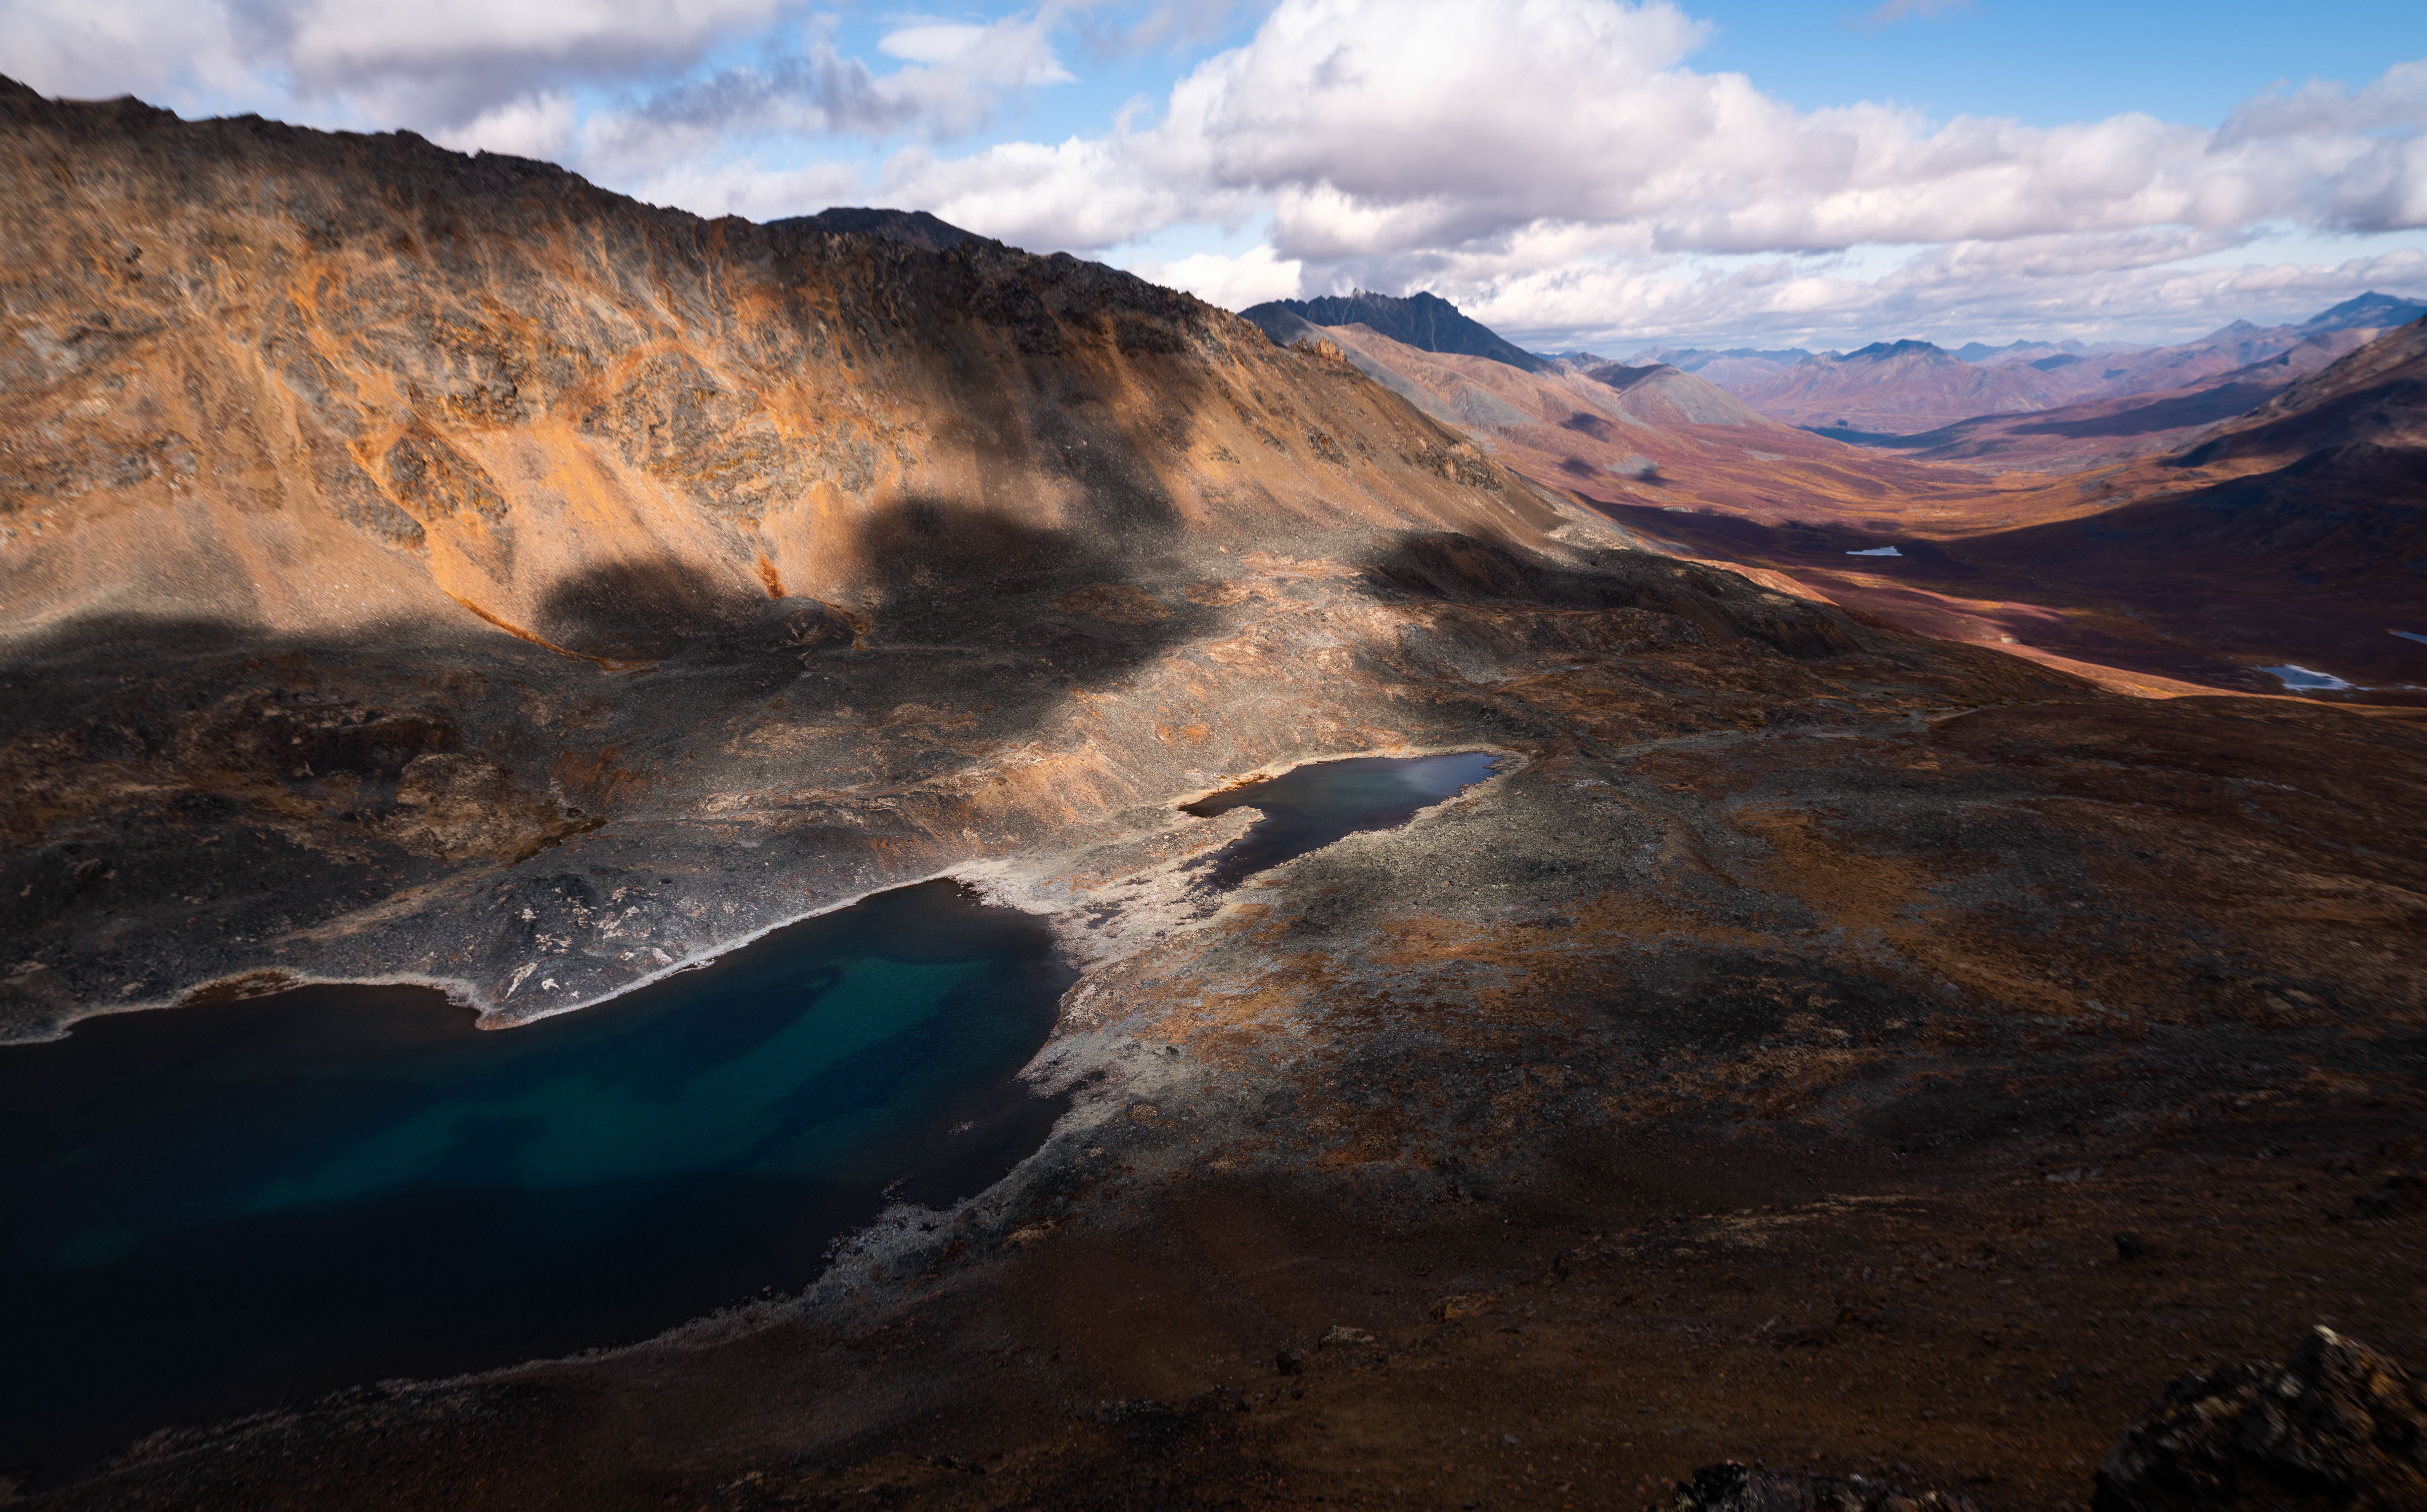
left=3, top=81, right=2425, bottom=1510
left=13, top=680, right=2425, bottom=1509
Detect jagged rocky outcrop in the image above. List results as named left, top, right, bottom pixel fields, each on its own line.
left=2095, top=1327, right=2427, bottom=1511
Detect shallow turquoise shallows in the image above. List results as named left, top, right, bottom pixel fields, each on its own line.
left=0, top=879, right=1072, bottom=1484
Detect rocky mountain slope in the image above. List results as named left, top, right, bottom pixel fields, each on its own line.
left=4, top=80, right=2424, bottom=1511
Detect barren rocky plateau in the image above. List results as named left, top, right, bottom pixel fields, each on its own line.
left=2, top=81, right=2424, bottom=1510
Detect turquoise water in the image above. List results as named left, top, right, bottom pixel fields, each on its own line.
left=0, top=879, right=1072, bottom=1483
left=1184, top=751, right=1502, bottom=889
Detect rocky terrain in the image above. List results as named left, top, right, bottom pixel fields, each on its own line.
left=3, top=80, right=2425, bottom=1511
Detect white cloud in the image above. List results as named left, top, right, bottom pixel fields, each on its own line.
left=871, top=0, right=2425, bottom=344
left=880, top=133, right=1248, bottom=251
left=3, top=0, right=269, bottom=102
left=4, top=0, right=787, bottom=133
left=879, top=24, right=990, bottom=65
left=1460, top=242, right=2427, bottom=349
left=874, top=0, right=2423, bottom=277
left=1134, top=244, right=1304, bottom=308
left=569, top=10, right=1075, bottom=189
left=2, top=0, right=1071, bottom=170
left=621, top=157, right=868, bottom=221
left=431, top=92, right=579, bottom=160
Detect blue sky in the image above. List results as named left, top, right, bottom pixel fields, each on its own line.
left=9, top=0, right=2424, bottom=349
left=1690, top=0, right=2412, bottom=128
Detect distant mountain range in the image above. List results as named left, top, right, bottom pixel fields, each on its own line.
left=1245, top=280, right=2427, bottom=696
left=1595, top=292, right=2426, bottom=446
left=1253, top=287, right=2424, bottom=441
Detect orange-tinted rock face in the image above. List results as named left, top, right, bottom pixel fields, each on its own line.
left=0, top=80, right=1589, bottom=663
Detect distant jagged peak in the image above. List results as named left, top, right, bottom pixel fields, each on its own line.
left=2302, top=290, right=2427, bottom=332
left=1240, top=289, right=1545, bottom=372
left=771, top=207, right=983, bottom=254
left=1839, top=338, right=1948, bottom=364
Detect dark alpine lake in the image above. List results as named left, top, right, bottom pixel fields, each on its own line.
left=1183, top=750, right=1502, bottom=889
left=0, top=879, right=1073, bottom=1484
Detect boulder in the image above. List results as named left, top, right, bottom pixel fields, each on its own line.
left=2094, top=1326, right=2427, bottom=1510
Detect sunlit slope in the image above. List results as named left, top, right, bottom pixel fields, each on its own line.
left=0, top=80, right=1589, bottom=664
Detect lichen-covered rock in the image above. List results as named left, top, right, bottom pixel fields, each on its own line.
left=2094, top=1326, right=2427, bottom=1511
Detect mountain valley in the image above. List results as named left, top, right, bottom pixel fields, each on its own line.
left=2, top=78, right=2424, bottom=1512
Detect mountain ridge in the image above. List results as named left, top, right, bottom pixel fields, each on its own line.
left=1240, top=289, right=1547, bottom=371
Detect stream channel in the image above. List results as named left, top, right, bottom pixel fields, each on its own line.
left=0, top=750, right=1500, bottom=1483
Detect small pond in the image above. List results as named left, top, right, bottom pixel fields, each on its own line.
left=0, top=879, right=1072, bottom=1484
left=1183, top=751, right=1503, bottom=890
